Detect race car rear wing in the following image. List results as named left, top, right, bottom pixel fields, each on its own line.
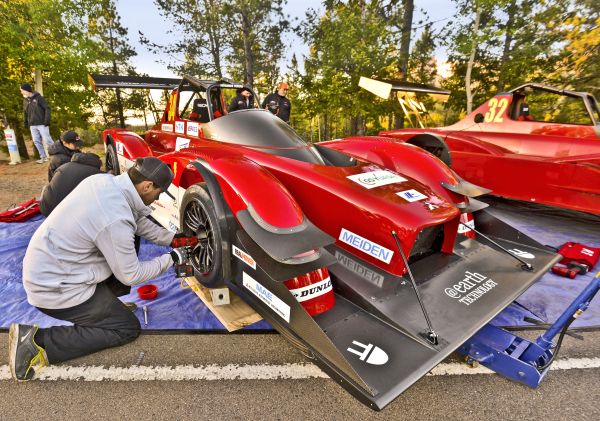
left=359, top=76, right=450, bottom=100
left=88, top=74, right=181, bottom=91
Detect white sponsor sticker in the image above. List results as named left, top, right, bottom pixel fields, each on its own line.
left=232, top=245, right=256, bottom=270
left=243, top=272, right=290, bottom=322
left=115, top=141, right=124, bottom=155
left=175, top=137, right=190, bottom=151
left=338, top=228, right=394, bottom=264
left=161, top=123, right=174, bottom=132
left=458, top=219, right=475, bottom=234
left=175, top=121, right=185, bottom=134
left=509, top=248, right=535, bottom=259
left=397, top=189, right=428, bottom=202
left=186, top=121, right=199, bottom=137
left=444, top=271, right=498, bottom=306
left=347, top=340, right=388, bottom=365
left=347, top=170, right=406, bottom=189
left=287, top=277, right=332, bottom=303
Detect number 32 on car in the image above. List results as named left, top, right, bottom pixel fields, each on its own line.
left=484, top=97, right=509, bottom=123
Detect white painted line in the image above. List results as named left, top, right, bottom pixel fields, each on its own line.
left=0, top=357, right=599, bottom=382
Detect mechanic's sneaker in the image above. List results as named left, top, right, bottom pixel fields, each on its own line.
left=35, top=158, right=48, bottom=164
left=8, top=324, right=48, bottom=381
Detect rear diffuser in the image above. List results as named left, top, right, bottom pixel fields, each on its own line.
left=225, top=210, right=559, bottom=410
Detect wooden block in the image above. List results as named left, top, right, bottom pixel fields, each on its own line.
left=183, top=277, right=263, bottom=332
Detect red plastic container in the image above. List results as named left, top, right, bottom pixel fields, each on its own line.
left=284, top=267, right=334, bottom=316
left=137, top=284, right=158, bottom=300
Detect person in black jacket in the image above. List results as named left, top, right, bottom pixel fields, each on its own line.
left=40, top=152, right=103, bottom=217
left=21, top=83, right=53, bottom=163
left=261, top=82, right=291, bottom=123
left=47, top=130, right=83, bottom=181
left=227, top=87, right=254, bottom=112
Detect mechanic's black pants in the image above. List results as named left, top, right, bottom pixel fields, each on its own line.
left=34, top=282, right=141, bottom=364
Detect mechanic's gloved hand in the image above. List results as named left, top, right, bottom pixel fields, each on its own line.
left=170, top=232, right=199, bottom=248
left=170, top=246, right=192, bottom=265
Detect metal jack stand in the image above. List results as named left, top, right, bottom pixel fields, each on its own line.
left=458, top=272, right=600, bottom=388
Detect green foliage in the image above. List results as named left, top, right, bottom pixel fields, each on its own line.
left=0, top=1, right=101, bottom=144
left=296, top=0, right=403, bottom=138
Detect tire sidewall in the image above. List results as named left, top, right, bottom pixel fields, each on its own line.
left=106, top=142, right=120, bottom=175
left=180, top=184, right=224, bottom=287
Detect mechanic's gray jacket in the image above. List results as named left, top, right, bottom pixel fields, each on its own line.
left=23, top=173, right=175, bottom=309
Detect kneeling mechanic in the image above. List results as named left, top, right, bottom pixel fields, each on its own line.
left=9, top=157, right=196, bottom=381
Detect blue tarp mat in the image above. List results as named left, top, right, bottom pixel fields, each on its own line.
left=485, top=198, right=600, bottom=328
left=1, top=199, right=599, bottom=330
left=0, top=215, right=270, bottom=331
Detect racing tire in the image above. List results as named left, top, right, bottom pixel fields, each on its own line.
left=106, top=141, right=120, bottom=175
left=180, top=184, right=224, bottom=287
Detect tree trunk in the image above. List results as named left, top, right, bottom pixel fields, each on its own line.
left=356, top=114, right=365, bottom=136
left=108, top=20, right=125, bottom=127
left=394, top=0, right=414, bottom=129
left=239, top=9, right=254, bottom=86
left=34, top=69, right=44, bottom=96
left=465, top=4, right=482, bottom=114
left=497, top=0, right=517, bottom=92
left=204, top=0, right=223, bottom=79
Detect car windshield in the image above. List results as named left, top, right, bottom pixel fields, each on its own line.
left=201, top=109, right=325, bottom=164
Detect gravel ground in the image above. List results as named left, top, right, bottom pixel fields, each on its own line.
left=0, top=142, right=105, bottom=210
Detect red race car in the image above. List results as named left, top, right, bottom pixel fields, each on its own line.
left=92, top=75, right=558, bottom=410
left=364, top=78, right=600, bottom=215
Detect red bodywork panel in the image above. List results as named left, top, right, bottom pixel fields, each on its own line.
left=104, top=111, right=464, bottom=277
left=380, top=91, right=600, bottom=214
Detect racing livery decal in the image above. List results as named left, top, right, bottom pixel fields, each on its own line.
left=186, top=121, right=199, bottom=137
left=115, top=141, right=124, bottom=155
left=175, top=120, right=185, bottom=134
left=243, top=272, right=290, bottom=322
left=347, top=340, right=389, bottom=365
left=161, top=123, right=174, bottom=132
left=339, top=228, right=394, bottom=264
left=397, top=189, right=428, bottom=202
left=175, top=137, right=190, bottom=151
left=347, top=170, right=406, bottom=189
left=444, top=271, right=498, bottom=306
left=287, top=277, right=332, bottom=302
left=232, top=245, right=256, bottom=269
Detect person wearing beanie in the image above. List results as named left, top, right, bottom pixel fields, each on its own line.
left=20, top=83, right=53, bottom=163
left=261, top=82, right=292, bottom=123
left=228, top=87, right=255, bottom=112
left=47, top=130, right=84, bottom=181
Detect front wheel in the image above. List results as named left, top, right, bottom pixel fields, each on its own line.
left=105, top=141, right=120, bottom=175
left=180, top=184, right=224, bottom=287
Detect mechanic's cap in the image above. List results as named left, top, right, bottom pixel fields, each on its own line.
left=134, top=157, right=175, bottom=200
left=61, top=130, right=84, bottom=147
left=277, top=82, right=289, bottom=90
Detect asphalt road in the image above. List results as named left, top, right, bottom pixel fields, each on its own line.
left=1, top=330, right=599, bottom=420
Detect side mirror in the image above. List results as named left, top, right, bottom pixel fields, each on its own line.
left=474, top=113, right=485, bottom=124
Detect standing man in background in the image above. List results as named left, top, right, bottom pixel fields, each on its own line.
left=262, top=82, right=291, bottom=123
left=228, top=87, right=255, bottom=112
left=21, top=83, right=53, bottom=163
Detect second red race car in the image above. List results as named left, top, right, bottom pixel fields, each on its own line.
left=362, top=78, right=600, bottom=215
left=92, top=74, right=559, bottom=410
